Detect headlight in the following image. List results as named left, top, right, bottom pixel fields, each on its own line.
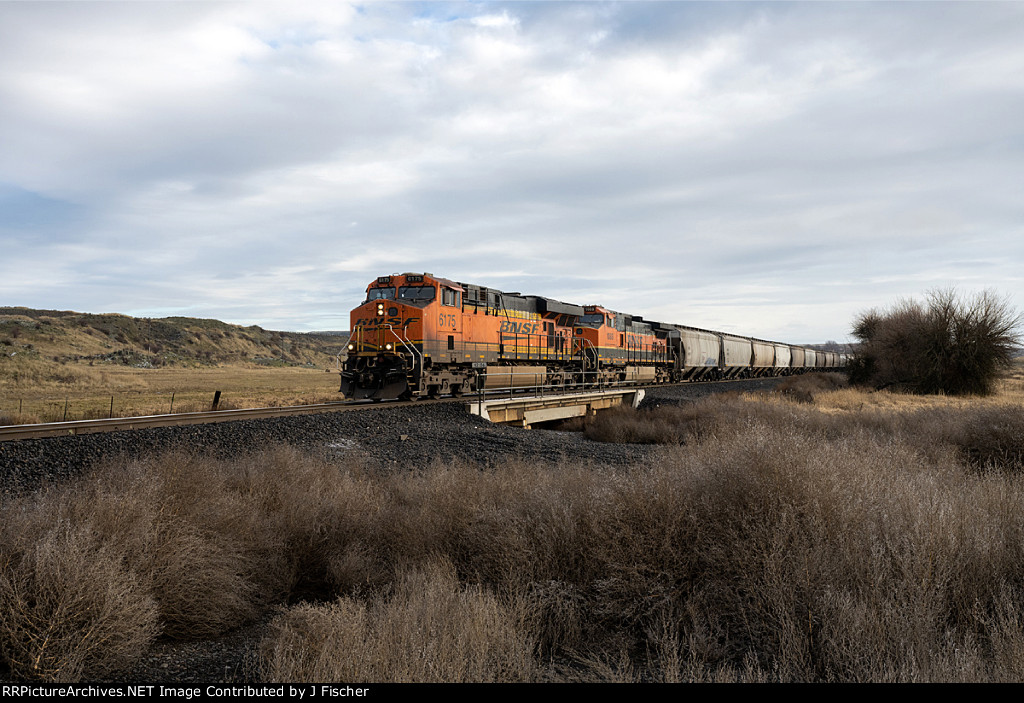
left=376, top=303, right=384, bottom=314
left=385, top=343, right=393, bottom=350
left=347, top=343, right=354, bottom=351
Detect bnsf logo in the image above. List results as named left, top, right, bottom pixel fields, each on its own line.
left=354, top=316, right=418, bottom=327
left=500, top=321, right=541, bottom=335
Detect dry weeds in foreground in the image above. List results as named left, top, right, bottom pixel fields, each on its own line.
left=261, top=559, right=536, bottom=683
left=3, top=375, right=1024, bottom=681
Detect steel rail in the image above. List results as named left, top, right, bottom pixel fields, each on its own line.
left=0, top=400, right=418, bottom=442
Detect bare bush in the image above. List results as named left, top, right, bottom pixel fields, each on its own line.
left=50, top=452, right=285, bottom=638
left=573, top=403, right=723, bottom=445
left=0, top=524, right=160, bottom=682
left=906, top=405, right=1024, bottom=473
left=850, top=289, right=1022, bottom=395
left=775, top=372, right=848, bottom=403
left=260, top=559, right=536, bottom=683
left=9, top=387, right=1024, bottom=681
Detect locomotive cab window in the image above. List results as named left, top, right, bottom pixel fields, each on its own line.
left=398, top=286, right=436, bottom=302
left=366, top=287, right=396, bottom=302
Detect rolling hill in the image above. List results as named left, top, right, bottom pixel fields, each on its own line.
left=0, top=307, right=348, bottom=371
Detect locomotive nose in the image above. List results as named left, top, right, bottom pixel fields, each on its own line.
left=340, top=299, right=417, bottom=400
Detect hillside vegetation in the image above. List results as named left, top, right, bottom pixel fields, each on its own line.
left=0, top=307, right=344, bottom=371
left=0, top=308, right=348, bottom=423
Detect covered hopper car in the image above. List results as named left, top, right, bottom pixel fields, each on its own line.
left=340, top=273, right=845, bottom=401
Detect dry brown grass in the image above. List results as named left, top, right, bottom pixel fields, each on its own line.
left=774, top=371, right=849, bottom=402
left=812, top=359, right=1024, bottom=413
left=6, top=368, right=1024, bottom=681
left=0, top=366, right=342, bottom=424
left=0, top=525, right=160, bottom=682
left=261, top=559, right=537, bottom=683
left=0, top=447, right=369, bottom=680
left=253, top=403, right=1024, bottom=682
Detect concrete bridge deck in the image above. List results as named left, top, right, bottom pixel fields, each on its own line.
left=465, top=388, right=645, bottom=428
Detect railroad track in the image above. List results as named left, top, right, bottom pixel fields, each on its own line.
left=0, top=376, right=782, bottom=442
left=0, top=399, right=422, bottom=442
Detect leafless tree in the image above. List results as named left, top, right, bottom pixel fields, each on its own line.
left=850, top=288, right=1022, bottom=395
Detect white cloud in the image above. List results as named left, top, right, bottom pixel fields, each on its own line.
left=0, top=2, right=1021, bottom=340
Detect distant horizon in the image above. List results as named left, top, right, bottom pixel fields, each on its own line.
left=0, top=302, right=851, bottom=348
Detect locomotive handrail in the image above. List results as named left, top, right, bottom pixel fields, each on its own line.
left=578, top=337, right=600, bottom=375
left=348, top=324, right=363, bottom=352
left=385, top=323, right=422, bottom=371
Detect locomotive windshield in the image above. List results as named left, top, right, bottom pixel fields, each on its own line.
left=366, top=287, right=396, bottom=301
left=398, top=286, right=436, bottom=302
left=577, top=314, right=604, bottom=327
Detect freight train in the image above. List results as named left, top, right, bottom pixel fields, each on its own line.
left=340, top=273, right=846, bottom=400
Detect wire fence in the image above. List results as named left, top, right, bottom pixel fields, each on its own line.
left=0, top=390, right=246, bottom=425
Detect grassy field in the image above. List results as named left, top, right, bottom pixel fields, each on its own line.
left=0, top=362, right=346, bottom=423
left=4, top=367, right=1024, bottom=682
left=0, top=365, right=343, bottom=424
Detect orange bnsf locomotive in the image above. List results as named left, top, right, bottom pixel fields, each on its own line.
left=340, top=273, right=845, bottom=400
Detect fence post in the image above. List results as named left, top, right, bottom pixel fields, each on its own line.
left=169, top=392, right=175, bottom=414
left=109, top=395, right=114, bottom=419
left=212, top=390, right=221, bottom=410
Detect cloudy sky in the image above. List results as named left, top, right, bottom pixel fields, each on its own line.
left=1, top=1, right=1021, bottom=344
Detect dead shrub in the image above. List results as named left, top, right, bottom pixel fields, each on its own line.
left=850, top=289, right=1022, bottom=395
left=580, top=404, right=718, bottom=444
left=946, top=406, right=1024, bottom=473
left=0, top=524, right=160, bottom=682
left=9, top=390, right=1024, bottom=682
left=63, top=452, right=283, bottom=637
left=775, top=372, right=848, bottom=403
left=260, top=559, right=536, bottom=683
left=245, top=448, right=389, bottom=595
left=0, top=447, right=329, bottom=657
